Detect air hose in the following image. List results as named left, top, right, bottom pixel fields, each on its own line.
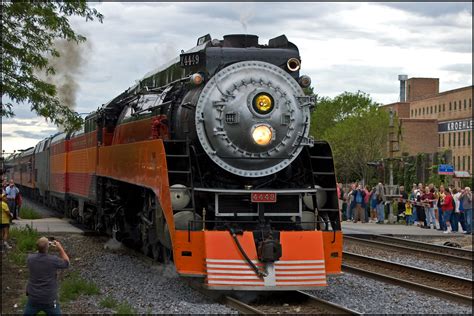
left=228, top=227, right=267, bottom=278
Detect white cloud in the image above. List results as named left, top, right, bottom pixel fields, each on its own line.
left=2, top=2, right=472, bottom=153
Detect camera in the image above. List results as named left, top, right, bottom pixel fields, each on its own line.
left=48, top=237, right=56, bottom=247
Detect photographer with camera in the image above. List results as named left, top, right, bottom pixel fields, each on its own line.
left=23, top=237, right=70, bottom=315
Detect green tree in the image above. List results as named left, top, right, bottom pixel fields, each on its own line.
left=310, top=91, right=389, bottom=182
left=1, top=1, right=103, bottom=131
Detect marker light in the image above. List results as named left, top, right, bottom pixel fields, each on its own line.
left=253, top=93, right=274, bottom=114
left=252, top=124, right=273, bottom=146
left=298, top=75, right=312, bottom=88
left=191, top=73, right=204, bottom=85
left=287, top=58, right=301, bottom=72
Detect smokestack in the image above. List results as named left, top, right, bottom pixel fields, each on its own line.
left=398, top=74, right=408, bottom=102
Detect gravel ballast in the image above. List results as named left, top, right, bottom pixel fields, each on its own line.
left=60, top=234, right=236, bottom=314
left=344, top=242, right=472, bottom=279
left=306, top=273, right=472, bottom=314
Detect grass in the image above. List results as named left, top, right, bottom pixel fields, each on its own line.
left=99, top=296, right=136, bottom=315
left=19, top=206, right=42, bottom=219
left=115, top=302, right=136, bottom=315
left=9, top=224, right=40, bottom=252
left=8, top=225, right=40, bottom=265
left=59, top=272, right=100, bottom=303
left=99, top=296, right=118, bottom=309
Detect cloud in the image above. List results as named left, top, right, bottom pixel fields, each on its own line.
left=378, top=2, right=472, bottom=18
left=3, top=2, right=471, bottom=153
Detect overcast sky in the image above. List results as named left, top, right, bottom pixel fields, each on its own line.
left=2, top=2, right=472, bottom=153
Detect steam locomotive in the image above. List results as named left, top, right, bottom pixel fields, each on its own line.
left=5, top=34, right=342, bottom=290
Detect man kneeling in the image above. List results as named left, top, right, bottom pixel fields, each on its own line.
left=24, top=237, right=70, bottom=315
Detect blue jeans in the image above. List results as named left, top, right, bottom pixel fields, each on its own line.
left=464, top=209, right=472, bottom=233
left=405, top=214, right=413, bottom=225
left=24, top=300, right=61, bottom=315
left=443, top=210, right=453, bottom=230
left=438, top=207, right=446, bottom=230
left=376, top=203, right=385, bottom=222
left=346, top=205, right=353, bottom=221
left=451, top=211, right=461, bottom=232
left=426, top=207, right=436, bottom=227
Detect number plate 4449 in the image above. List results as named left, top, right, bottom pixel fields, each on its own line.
left=251, top=192, right=277, bottom=203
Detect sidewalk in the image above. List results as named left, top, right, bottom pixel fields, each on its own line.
left=11, top=218, right=86, bottom=234
left=342, top=221, right=466, bottom=236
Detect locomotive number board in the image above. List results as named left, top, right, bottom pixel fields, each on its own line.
left=251, top=192, right=277, bottom=203
left=180, top=52, right=203, bottom=67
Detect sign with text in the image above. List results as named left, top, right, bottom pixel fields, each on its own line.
left=251, top=192, right=277, bottom=203
left=438, top=164, right=454, bottom=175
left=438, top=119, right=473, bottom=133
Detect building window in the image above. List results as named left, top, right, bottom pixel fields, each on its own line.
left=419, top=108, right=421, bottom=115
left=442, top=134, right=445, bottom=147
left=430, top=106, right=433, bottom=114
left=454, top=101, right=456, bottom=110
left=469, top=156, right=471, bottom=172
left=439, top=134, right=441, bottom=147
left=443, top=103, right=445, bottom=111
left=453, top=133, right=456, bottom=146
left=459, top=100, right=462, bottom=110
left=438, top=104, right=441, bottom=112
left=453, top=155, right=456, bottom=168
left=434, top=105, right=437, bottom=113
left=458, top=156, right=461, bottom=170
left=464, top=99, right=467, bottom=109
left=458, top=132, right=461, bottom=146
left=448, top=133, right=451, bottom=146
left=469, top=131, right=471, bottom=146
left=423, top=108, right=425, bottom=115
left=470, top=99, right=472, bottom=108
left=449, top=102, right=452, bottom=111
left=463, top=156, right=466, bottom=170
left=463, top=132, right=466, bottom=146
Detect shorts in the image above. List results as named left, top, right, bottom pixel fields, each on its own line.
left=0, top=223, right=10, bottom=229
left=442, top=210, right=453, bottom=222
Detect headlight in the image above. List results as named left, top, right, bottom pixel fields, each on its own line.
left=253, top=93, right=274, bottom=114
left=252, top=124, right=273, bottom=146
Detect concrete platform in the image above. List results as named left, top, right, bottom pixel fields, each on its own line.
left=11, top=218, right=86, bottom=234
left=342, top=221, right=466, bottom=236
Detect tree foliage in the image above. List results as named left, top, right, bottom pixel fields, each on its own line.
left=1, top=1, right=103, bottom=131
left=310, top=91, right=389, bottom=183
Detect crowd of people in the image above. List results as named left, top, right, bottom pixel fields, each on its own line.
left=337, top=182, right=472, bottom=234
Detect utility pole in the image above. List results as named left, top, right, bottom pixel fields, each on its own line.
left=388, top=110, right=398, bottom=223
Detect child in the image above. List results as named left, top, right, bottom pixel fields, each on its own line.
left=1, top=193, right=12, bottom=250
left=405, top=201, right=413, bottom=225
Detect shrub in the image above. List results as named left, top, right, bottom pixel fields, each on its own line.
left=115, top=302, right=136, bottom=315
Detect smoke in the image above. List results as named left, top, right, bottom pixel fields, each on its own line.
left=235, top=3, right=255, bottom=33
left=37, top=39, right=91, bottom=111
left=239, top=10, right=254, bottom=33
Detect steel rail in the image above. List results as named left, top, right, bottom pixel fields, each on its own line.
left=296, top=291, right=361, bottom=315
left=344, top=235, right=472, bottom=265
left=357, top=235, right=473, bottom=260
left=342, top=265, right=473, bottom=306
left=244, top=290, right=361, bottom=315
left=343, top=252, right=473, bottom=298
left=222, top=296, right=265, bottom=315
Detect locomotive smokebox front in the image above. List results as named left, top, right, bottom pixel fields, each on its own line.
left=195, top=60, right=314, bottom=177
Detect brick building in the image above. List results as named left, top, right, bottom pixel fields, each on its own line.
left=382, top=77, right=473, bottom=177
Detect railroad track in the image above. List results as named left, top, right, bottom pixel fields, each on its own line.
left=343, top=252, right=473, bottom=305
left=225, top=290, right=361, bottom=315
left=186, top=279, right=360, bottom=315
left=344, top=235, right=472, bottom=265
left=350, top=235, right=473, bottom=263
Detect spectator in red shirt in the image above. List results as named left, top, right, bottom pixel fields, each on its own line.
left=441, top=190, right=454, bottom=234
